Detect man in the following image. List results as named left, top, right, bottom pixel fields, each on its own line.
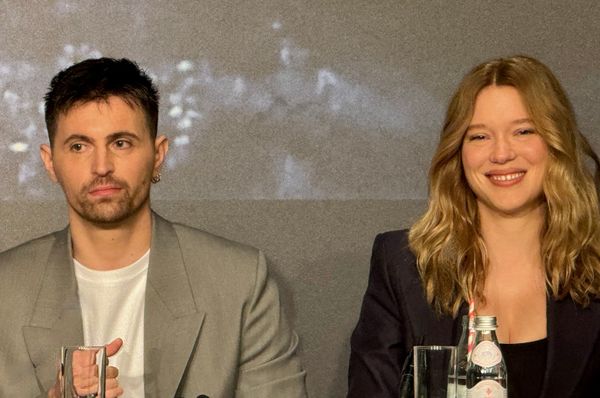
left=0, top=58, right=307, bottom=397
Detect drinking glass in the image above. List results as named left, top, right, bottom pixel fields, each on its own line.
left=60, top=346, right=107, bottom=398
left=413, top=345, right=457, bottom=398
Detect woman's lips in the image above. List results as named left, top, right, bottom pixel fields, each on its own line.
left=485, top=171, right=526, bottom=186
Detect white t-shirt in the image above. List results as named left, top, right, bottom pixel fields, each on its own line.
left=74, top=250, right=149, bottom=397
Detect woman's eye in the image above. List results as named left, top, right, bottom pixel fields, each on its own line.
left=466, top=134, right=486, bottom=141
left=516, top=128, right=535, bottom=135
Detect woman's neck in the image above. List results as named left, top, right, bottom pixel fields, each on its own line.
left=478, top=203, right=546, bottom=271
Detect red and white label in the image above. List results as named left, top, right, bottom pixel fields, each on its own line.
left=471, top=341, right=502, bottom=368
left=466, top=380, right=507, bottom=398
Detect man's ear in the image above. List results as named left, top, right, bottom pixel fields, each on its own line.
left=40, top=144, right=58, bottom=183
left=153, top=135, right=169, bottom=173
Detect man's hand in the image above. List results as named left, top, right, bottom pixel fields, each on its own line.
left=47, top=338, right=124, bottom=398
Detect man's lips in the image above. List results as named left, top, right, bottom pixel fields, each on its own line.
left=88, top=185, right=122, bottom=197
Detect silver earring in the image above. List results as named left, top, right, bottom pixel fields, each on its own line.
left=151, top=173, right=161, bottom=184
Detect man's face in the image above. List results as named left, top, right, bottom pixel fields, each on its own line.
left=41, top=96, right=168, bottom=226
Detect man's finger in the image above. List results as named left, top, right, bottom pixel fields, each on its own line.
left=106, top=365, right=119, bottom=379
left=106, top=338, right=123, bottom=357
left=105, top=378, right=120, bottom=390
left=106, top=386, right=124, bottom=398
left=72, top=363, right=98, bottom=378
left=73, top=381, right=99, bottom=396
left=72, top=349, right=97, bottom=365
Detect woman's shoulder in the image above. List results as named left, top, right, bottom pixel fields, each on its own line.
left=375, top=229, right=409, bottom=243
left=369, top=229, right=420, bottom=285
left=372, top=229, right=415, bottom=263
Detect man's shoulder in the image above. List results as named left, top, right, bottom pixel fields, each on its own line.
left=0, top=229, right=65, bottom=298
left=157, top=217, right=267, bottom=301
left=0, top=229, right=64, bottom=267
left=171, top=221, right=258, bottom=257
left=156, top=216, right=261, bottom=276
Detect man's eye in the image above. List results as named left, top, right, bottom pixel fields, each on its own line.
left=71, top=143, right=85, bottom=152
left=114, top=140, right=131, bottom=149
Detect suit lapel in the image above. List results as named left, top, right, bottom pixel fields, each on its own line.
left=22, top=228, right=84, bottom=392
left=398, top=244, right=467, bottom=346
left=540, top=297, right=600, bottom=398
left=403, top=276, right=463, bottom=345
left=144, top=214, right=205, bottom=397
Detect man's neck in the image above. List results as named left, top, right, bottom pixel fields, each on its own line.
left=69, top=208, right=153, bottom=271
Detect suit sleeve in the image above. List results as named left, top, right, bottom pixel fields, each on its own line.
left=235, top=251, right=308, bottom=398
left=348, top=233, right=408, bottom=397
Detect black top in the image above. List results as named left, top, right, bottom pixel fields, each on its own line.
left=500, top=338, right=548, bottom=398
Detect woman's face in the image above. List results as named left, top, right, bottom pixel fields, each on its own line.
left=461, top=85, right=549, bottom=218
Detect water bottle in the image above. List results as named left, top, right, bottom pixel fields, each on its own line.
left=466, top=316, right=507, bottom=398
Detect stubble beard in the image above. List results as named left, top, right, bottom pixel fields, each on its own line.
left=70, top=178, right=150, bottom=226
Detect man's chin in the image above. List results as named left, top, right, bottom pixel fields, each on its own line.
left=69, top=195, right=150, bottom=227
left=75, top=204, right=137, bottom=227
left=81, top=213, right=131, bottom=227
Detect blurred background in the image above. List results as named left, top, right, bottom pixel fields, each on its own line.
left=1, top=1, right=599, bottom=396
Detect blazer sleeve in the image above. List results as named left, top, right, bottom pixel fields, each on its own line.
left=235, top=251, right=308, bottom=398
left=347, top=232, right=410, bottom=398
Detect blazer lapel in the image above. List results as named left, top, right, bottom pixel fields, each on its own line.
left=22, top=228, right=84, bottom=392
left=398, top=245, right=467, bottom=346
left=540, top=297, right=600, bottom=398
left=144, top=214, right=205, bottom=397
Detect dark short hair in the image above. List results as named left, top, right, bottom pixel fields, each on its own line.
left=44, top=57, right=159, bottom=145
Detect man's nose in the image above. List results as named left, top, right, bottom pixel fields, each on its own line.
left=91, top=148, right=114, bottom=176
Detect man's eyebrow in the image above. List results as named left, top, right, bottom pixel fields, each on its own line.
left=105, top=131, right=141, bottom=142
left=63, top=134, right=93, bottom=144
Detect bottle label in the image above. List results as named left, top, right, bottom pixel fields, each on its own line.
left=466, top=380, right=507, bottom=398
left=471, top=340, right=502, bottom=368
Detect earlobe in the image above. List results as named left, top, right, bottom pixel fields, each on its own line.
left=40, top=144, right=58, bottom=182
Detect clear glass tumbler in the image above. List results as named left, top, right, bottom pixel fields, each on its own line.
left=60, top=345, right=107, bottom=398
left=413, top=345, right=457, bottom=398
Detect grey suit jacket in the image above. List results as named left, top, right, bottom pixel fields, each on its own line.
left=0, top=213, right=307, bottom=397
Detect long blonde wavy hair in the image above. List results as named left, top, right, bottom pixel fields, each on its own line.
left=409, top=55, right=600, bottom=315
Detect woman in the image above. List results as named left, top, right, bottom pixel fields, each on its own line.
left=348, top=55, right=600, bottom=398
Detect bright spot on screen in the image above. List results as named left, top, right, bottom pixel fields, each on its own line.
left=177, top=60, right=194, bottom=72
left=169, top=105, right=183, bottom=118
left=174, top=135, right=190, bottom=146
left=9, top=142, right=29, bottom=153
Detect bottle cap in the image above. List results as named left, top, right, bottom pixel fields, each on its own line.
left=474, top=315, right=497, bottom=330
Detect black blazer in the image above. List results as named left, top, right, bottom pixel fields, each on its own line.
left=348, top=230, right=600, bottom=398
